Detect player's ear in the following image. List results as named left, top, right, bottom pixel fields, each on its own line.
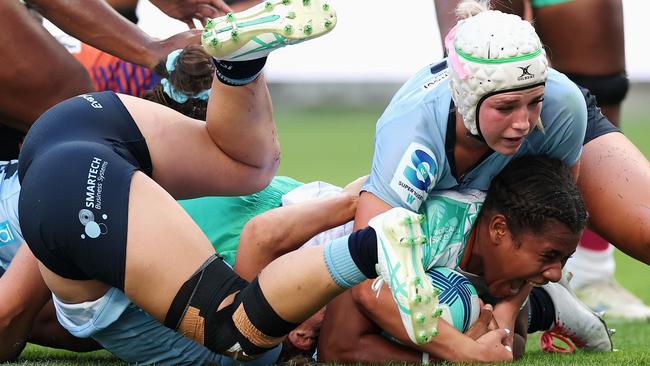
left=488, top=214, right=508, bottom=245
left=287, top=330, right=313, bottom=351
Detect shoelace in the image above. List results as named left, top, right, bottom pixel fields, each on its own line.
left=540, top=330, right=576, bottom=353
left=371, top=276, right=385, bottom=298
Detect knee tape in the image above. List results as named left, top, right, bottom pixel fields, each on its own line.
left=165, top=255, right=247, bottom=343
left=204, top=277, right=300, bottom=360
left=565, top=72, right=629, bottom=106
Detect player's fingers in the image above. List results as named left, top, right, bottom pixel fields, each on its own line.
left=465, top=304, right=493, bottom=340
left=193, top=3, right=221, bottom=19
left=204, top=0, right=233, bottom=13
left=184, top=17, right=197, bottom=29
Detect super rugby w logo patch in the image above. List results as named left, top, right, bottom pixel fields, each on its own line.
left=390, top=143, right=437, bottom=210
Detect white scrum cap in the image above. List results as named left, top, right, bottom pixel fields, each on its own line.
left=445, top=7, right=548, bottom=136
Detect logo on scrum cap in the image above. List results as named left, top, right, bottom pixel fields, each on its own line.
left=517, top=65, right=535, bottom=81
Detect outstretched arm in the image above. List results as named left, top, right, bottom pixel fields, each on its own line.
left=235, top=192, right=357, bottom=281
left=150, top=0, right=231, bottom=28
left=26, top=0, right=207, bottom=69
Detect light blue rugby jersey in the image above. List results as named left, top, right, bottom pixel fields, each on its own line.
left=364, top=60, right=587, bottom=211
left=0, top=161, right=23, bottom=271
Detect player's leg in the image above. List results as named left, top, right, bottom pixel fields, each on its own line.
left=121, top=0, right=337, bottom=199
left=532, top=0, right=626, bottom=126
left=579, top=132, right=650, bottom=267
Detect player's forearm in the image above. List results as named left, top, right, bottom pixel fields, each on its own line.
left=236, top=194, right=355, bottom=280
left=353, top=281, right=485, bottom=362
left=353, top=191, right=392, bottom=230
left=27, top=0, right=160, bottom=68
left=271, top=194, right=356, bottom=244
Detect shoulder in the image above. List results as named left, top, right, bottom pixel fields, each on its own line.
left=377, top=62, right=452, bottom=132
left=543, top=69, right=587, bottom=112
left=539, top=69, right=587, bottom=130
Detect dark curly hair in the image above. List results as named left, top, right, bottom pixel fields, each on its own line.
left=143, top=44, right=214, bottom=120
left=481, top=155, right=587, bottom=242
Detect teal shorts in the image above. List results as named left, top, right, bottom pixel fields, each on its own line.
left=179, top=176, right=303, bottom=266
left=530, top=0, right=574, bottom=8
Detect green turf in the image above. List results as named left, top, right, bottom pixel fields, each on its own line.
left=9, top=103, right=650, bottom=365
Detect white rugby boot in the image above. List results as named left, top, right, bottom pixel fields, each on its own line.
left=540, top=277, right=614, bottom=353
left=574, top=279, right=650, bottom=321
left=369, top=207, right=441, bottom=345
left=201, top=0, right=337, bottom=60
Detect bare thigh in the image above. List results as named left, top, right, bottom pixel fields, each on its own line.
left=0, top=1, right=92, bottom=130
left=123, top=172, right=217, bottom=320
left=118, top=77, right=276, bottom=199
left=578, top=133, right=650, bottom=264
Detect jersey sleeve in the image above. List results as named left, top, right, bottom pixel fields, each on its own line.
left=538, top=74, right=587, bottom=167
left=363, top=108, right=442, bottom=211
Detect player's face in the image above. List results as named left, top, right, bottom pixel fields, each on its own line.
left=484, top=219, right=579, bottom=299
left=478, top=86, right=545, bottom=156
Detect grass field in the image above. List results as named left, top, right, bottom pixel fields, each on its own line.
left=9, top=97, right=650, bottom=365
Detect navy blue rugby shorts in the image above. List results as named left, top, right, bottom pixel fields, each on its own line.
left=580, top=86, right=621, bottom=145
left=18, top=92, right=152, bottom=290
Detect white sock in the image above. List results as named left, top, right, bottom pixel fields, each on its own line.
left=564, top=244, right=615, bottom=289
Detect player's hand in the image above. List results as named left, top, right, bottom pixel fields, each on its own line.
left=465, top=302, right=499, bottom=340
left=493, top=283, right=532, bottom=348
left=150, top=0, right=232, bottom=28
left=475, top=328, right=514, bottom=363
left=493, top=283, right=532, bottom=327
left=148, top=29, right=203, bottom=72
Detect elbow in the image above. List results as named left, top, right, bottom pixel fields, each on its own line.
left=240, top=215, right=282, bottom=256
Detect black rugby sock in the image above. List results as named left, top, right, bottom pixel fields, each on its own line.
left=528, top=286, right=556, bottom=333
left=347, top=227, right=379, bottom=279
left=213, top=57, right=267, bottom=86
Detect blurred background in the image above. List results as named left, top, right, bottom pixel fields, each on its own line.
left=132, top=0, right=650, bottom=186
